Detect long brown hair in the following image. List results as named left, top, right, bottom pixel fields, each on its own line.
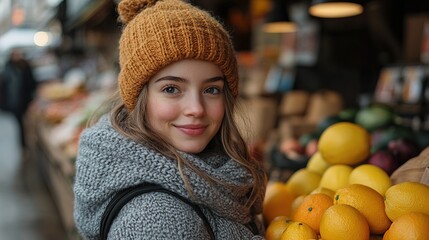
left=90, top=83, right=266, bottom=210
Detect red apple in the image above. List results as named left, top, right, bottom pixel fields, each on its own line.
left=368, top=150, right=400, bottom=175
left=280, top=138, right=304, bottom=155
left=388, top=138, right=420, bottom=164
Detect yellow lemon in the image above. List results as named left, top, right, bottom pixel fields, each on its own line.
left=320, top=204, right=370, bottom=240
left=286, top=169, right=321, bottom=196
left=306, top=152, right=331, bottom=175
left=348, top=164, right=392, bottom=195
left=319, top=164, right=353, bottom=191
left=280, top=221, right=317, bottom=240
left=384, top=181, right=429, bottom=221
left=318, top=122, right=371, bottom=166
left=334, top=184, right=391, bottom=234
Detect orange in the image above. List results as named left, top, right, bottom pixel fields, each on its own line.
left=293, top=193, right=333, bottom=234
left=291, top=195, right=307, bottom=216
left=318, top=122, right=370, bottom=165
left=348, top=164, right=392, bottom=196
left=285, top=168, right=321, bottom=196
left=384, top=181, right=429, bottom=221
left=383, top=212, right=429, bottom=240
left=320, top=204, right=370, bottom=240
left=334, top=184, right=391, bottom=234
left=265, top=216, right=293, bottom=240
left=280, top=221, right=317, bottom=240
left=319, top=164, right=353, bottom=191
left=263, top=181, right=296, bottom=224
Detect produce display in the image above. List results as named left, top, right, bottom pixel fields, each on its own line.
left=263, top=104, right=429, bottom=240
left=273, top=104, right=427, bottom=175
left=32, top=80, right=113, bottom=167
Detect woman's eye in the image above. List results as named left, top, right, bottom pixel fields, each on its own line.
left=204, top=87, right=221, bottom=95
left=162, top=86, right=179, bottom=94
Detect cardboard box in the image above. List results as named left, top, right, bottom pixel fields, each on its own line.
left=278, top=90, right=310, bottom=116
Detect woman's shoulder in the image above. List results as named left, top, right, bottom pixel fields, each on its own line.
left=78, top=115, right=128, bottom=152
left=80, top=114, right=115, bottom=138
left=108, top=191, right=212, bottom=239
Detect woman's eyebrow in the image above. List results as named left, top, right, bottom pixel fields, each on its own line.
left=154, top=76, right=185, bottom=82
left=154, top=75, right=225, bottom=83
left=206, top=76, right=226, bottom=82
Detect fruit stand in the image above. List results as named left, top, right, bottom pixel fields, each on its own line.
left=24, top=80, right=112, bottom=240
left=262, top=111, right=429, bottom=240
left=25, top=110, right=79, bottom=239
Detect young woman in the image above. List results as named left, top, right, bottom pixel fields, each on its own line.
left=73, top=0, right=267, bottom=239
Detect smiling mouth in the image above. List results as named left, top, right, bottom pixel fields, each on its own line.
left=176, top=125, right=207, bottom=136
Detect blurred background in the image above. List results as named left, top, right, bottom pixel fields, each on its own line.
left=0, top=0, right=428, bottom=239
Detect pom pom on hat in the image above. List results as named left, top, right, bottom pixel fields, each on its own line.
left=118, top=0, right=157, bottom=24
left=117, top=0, right=239, bottom=110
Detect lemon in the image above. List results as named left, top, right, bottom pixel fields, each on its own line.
left=334, top=184, right=391, bottom=234
left=319, top=164, right=353, bottom=191
left=320, top=204, right=370, bottom=240
left=318, top=122, right=370, bottom=166
left=384, top=181, right=429, bottom=221
left=306, top=152, right=330, bottom=175
left=280, top=221, right=317, bottom=240
left=348, top=164, right=391, bottom=195
left=286, top=169, right=321, bottom=196
left=311, top=186, right=335, bottom=199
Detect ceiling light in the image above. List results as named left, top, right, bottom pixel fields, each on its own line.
left=309, top=1, right=363, bottom=18
left=263, top=0, right=297, bottom=33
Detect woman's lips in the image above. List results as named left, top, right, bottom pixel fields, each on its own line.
left=176, top=124, right=206, bottom=136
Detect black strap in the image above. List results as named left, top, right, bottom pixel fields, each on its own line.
left=246, top=221, right=259, bottom=235
left=99, top=183, right=215, bottom=240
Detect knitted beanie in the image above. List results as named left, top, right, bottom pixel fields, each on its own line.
left=117, top=0, right=239, bottom=110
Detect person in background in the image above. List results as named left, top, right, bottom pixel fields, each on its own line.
left=0, top=48, right=37, bottom=149
left=73, top=0, right=267, bottom=239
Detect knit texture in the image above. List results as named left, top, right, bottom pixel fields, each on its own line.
left=73, top=115, right=264, bottom=239
left=117, top=0, right=239, bottom=110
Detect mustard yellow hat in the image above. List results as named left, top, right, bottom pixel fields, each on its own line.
left=117, top=0, right=239, bottom=110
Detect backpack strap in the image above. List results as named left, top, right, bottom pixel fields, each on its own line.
left=246, top=220, right=260, bottom=235
left=99, top=183, right=215, bottom=240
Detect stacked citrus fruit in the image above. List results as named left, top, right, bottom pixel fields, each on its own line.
left=263, top=122, right=429, bottom=240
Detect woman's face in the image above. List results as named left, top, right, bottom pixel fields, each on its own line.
left=146, top=59, right=225, bottom=153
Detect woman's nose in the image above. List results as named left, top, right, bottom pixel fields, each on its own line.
left=183, top=93, right=205, bottom=117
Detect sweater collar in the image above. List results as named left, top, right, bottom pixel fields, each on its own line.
left=87, top=115, right=259, bottom=223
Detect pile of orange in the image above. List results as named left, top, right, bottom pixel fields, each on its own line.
left=264, top=181, right=429, bottom=240
left=262, top=122, right=429, bottom=240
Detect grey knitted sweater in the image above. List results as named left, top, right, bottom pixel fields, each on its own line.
left=73, top=116, right=264, bottom=239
